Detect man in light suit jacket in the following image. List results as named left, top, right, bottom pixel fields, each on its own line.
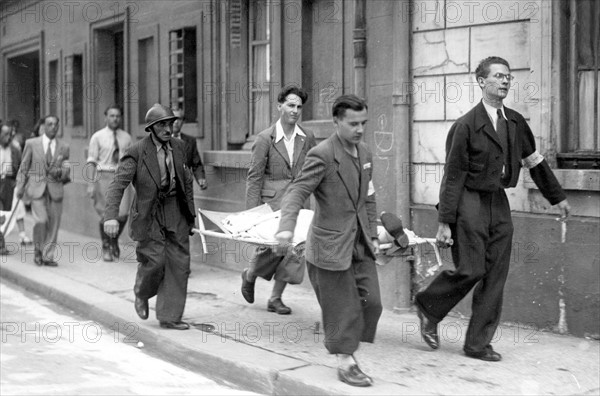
left=276, top=95, right=381, bottom=387
left=241, top=86, right=316, bottom=315
left=171, top=107, right=207, bottom=190
left=104, top=104, right=196, bottom=330
left=16, top=115, right=71, bottom=266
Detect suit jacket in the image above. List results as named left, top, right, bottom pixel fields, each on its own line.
left=104, top=134, right=195, bottom=241
left=278, top=133, right=378, bottom=271
left=246, top=124, right=316, bottom=211
left=16, top=136, right=71, bottom=201
left=439, top=101, right=566, bottom=223
left=180, top=133, right=205, bottom=180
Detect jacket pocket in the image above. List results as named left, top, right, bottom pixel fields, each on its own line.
left=468, top=161, right=485, bottom=173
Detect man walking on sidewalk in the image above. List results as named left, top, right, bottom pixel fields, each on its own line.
left=104, top=104, right=196, bottom=330
left=87, top=105, right=132, bottom=262
left=275, top=95, right=381, bottom=387
left=415, top=56, right=570, bottom=362
left=16, top=115, right=71, bottom=267
left=0, top=123, right=21, bottom=255
left=241, top=86, right=316, bottom=315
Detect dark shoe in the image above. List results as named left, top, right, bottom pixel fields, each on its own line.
left=267, top=298, right=292, bottom=315
left=43, top=260, right=58, bottom=267
left=337, top=364, right=373, bottom=387
left=159, top=321, right=190, bottom=330
left=134, top=297, right=149, bottom=320
left=102, top=248, right=113, bottom=262
left=380, top=212, right=410, bottom=249
left=241, top=269, right=255, bottom=304
left=465, top=346, right=502, bottom=362
left=34, top=255, right=43, bottom=266
left=20, top=236, right=33, bottom=246
left=417, top=306, right=439, bottom=350
left=0, top=247, right=10, bottom=255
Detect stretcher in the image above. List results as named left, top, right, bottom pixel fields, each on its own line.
left=191, top=204, right=444, bottom=267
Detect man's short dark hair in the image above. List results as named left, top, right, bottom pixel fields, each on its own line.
left=332, top=94, right=368, bottom=119
left=277, top=86, right=308, bottom=104
left=475, top=56, right=511, bottom=81
left=104, top=104, right=123, bottom=116
left=43, top=115, right=59, bottom=124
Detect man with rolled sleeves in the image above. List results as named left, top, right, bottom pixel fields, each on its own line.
left=87, top=105, right=132, bottom=262
left=414, top=56, right=571, bottom=361
left=275, top=95, right=381, bottom=387
left=104, top=104, right=196, bottom=330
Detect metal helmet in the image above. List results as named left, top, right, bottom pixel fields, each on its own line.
left=144, top=103, right=178, bottom=132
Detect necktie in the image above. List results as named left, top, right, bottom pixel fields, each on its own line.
left=46, top=142, right=53, bottom=166
left=496, top=109, right=510, bottom=179
left=111, top=133, right=119, bottom=165
left=162, top=144, right=172, bottom=189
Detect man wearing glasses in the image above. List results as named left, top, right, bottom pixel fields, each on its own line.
left=414, top=57, right=570, bottom=361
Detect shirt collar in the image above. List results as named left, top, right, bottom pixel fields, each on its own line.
left=274, top=119, right=305, bottom=143
left=42, top=133, right=54, bottom=147
left=482, top=100, right=507, bottom=121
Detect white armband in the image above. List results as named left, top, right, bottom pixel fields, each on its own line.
left=367, top=180, right=375, bottom=196
left=522, top=150, right=544, bottom=169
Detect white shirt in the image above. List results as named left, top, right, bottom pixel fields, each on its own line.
left=0, top=145, right=13, bottom=178
left=274, top=119, right=305, bottom=166
left=482, top=100, right=507, bottom=132
left=42, top=134, right=56, bottom=157
left=87, top=126, right=132, bottom=171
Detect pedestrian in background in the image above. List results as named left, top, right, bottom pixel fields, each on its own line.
left=171, top=107, right=207, bottom=190
left=87, top=105, right=132, bottom=262
left=241, top=86, right=316, bottom=315
left=415, top=56, right=570, bottom=362
left=276, top=95, right=381, bottom=387
left=104, top=104, right=196, bottom=330
left=16, top=115, right=71, bottom=266
left=0, top=123, right=21, bottom=255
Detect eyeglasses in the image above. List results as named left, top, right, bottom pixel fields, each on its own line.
left=491, top=72, right=514, bottom=81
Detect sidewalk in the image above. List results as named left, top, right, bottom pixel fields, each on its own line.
left=1, top=227, right=598, bottom=395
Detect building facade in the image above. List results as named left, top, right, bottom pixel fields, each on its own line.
left=1, top=0, right=598, bottom=337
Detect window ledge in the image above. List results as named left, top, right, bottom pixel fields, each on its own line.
left=204, top=150, right=251, bottom=169
left=524, top=169, right=600, bottom=191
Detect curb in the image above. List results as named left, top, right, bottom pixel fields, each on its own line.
left=0, top=259, right=409, bottom=395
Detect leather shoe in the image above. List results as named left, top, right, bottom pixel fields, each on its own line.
left=241, top=269, right=255, bottom=303
left=134, top=297, right=149, bottom=320
left=159, top=321, right=190, bottom=330
left=465, top=346, right=502, bottom=362
left=267, top=298, right=291, bottom=315
left=43, top=259, right=58, bottom=267
left=0, top=247, right=10, bottom=255
left=337, top=364, right=373, bottom=387
left=417, top=306, right=439, bottom=350
left=111, top=240, right=120, bottom=260
left=380, top=211, right=410, bottom=249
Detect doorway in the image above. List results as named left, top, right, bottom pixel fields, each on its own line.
left=6, top=51, right=40, bottom=136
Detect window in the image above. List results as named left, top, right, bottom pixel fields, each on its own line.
left=138, top=37, right=157, bottom=123
left=64, top=54, right=83, bottom=127
left=249, top=0, right=271, bottom=136
left=169, top=28, right=197, bottom=123
left=557, top=0, right=600, bottom=169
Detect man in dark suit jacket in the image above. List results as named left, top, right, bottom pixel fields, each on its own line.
left=241, top=86, right=316, bottom=315
left=276, top=95, right=381, bottom=387
left=1, top=123, right=21, bottom=254
left=104, top=104, right=196, bottom=330
left=171, top=108, right=207, bottom=190
left=415, top=56, right=571, bottom=362
left=16, top=116, right=71, bottom=266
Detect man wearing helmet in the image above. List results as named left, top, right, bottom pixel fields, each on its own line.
left=103, top=103, right=196, bottom=330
